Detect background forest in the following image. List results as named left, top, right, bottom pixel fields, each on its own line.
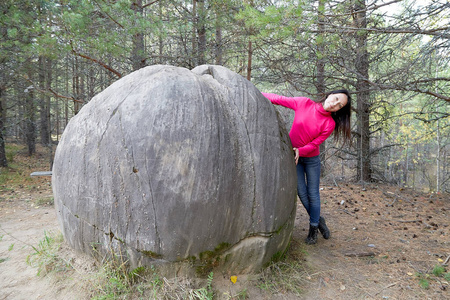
left=0, top=0, right=448, bottom=192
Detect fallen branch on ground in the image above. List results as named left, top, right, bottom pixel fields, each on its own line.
left=339, top=209, right=355, bottom=217
left=387, top=219, right=421, bottom=223
left=374, top=282, right=398, bottom=296
left=344, top=251, right=375, bottom=257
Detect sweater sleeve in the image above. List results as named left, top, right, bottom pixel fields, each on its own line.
left=262, top=93, right=299, bottom=110
left=296, top=122, right=335, bottom=157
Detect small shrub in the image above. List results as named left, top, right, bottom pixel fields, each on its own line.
left=414, top=265, right=449, bottom=290
left=432, top=265, right=445, bottom=277
left=419, top=278, right=430, bottom=289
left=191, top=271, right=214, bottom=300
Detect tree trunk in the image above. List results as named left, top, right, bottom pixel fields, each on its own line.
left=317, top=0, right=327, bottom=175
left=39, top=56, right=50, bottom=145
left=131, top=0, right=146, bottom=71
left=65, top=56, right=69, bottom=128
left=192, top=0, right=197, bottom=67
left=46, top=58, right=53, bottom=168
left=353, top=0, right=371, bottom=182
left=247, top=40, right=252, bottom=81
left=55, top=80, right=60, bottom=141
left=316, top=0, right=326, bottom=96
left=197, top=0, right=206, bottom=65
left=0, top=86, right=7, bottom=167
left=215, top=8, right=223, bottom=65
left=436, top=117, right=440, bottom=192
left=245, top=0, right=255, bottom=81
left=25, top=68, right=36, bottom=156
left=73, top=57, right=81, bottom=114
left=404, top=142, right=409, bottom=185
left=159, top=0, right=164, bottom=64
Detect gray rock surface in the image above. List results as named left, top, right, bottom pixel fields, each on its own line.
left=52, top=64, right=297, bottom=275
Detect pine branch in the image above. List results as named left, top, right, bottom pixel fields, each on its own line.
left=22, top=76, right=83, bottom=103
left=142, top=0, right=160, bottom=9
left=70, top=41, right=122, bottom=78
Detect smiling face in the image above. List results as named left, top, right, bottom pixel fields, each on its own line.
left=322, top=93, right=348, bottom=112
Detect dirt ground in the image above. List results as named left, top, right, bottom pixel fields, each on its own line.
left=1, top=153, right=449, bottom=299
left=295, top=183, right=449, bottom=300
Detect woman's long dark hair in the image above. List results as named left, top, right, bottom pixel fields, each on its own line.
left=318, top=89, right=352, bottom=145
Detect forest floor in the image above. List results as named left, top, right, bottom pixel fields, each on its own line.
left=0, top=145, right=449, bottom=300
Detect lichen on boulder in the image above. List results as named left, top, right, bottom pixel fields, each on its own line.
left=52, top=64, right=297, bottom=275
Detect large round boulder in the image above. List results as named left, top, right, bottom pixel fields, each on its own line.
left=52, top=65, right=297, bottom=275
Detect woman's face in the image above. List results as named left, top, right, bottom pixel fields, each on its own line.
left=323, top=93, right=348, bottom=112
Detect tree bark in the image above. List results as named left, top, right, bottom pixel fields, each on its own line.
left=0, top=86, right=7, bottom=167
left=215, top=7, right=223, bottom=65
left=317, top=0, right=327, bottom=175
left=247, top=40, right=252, bottom=81
left=192, top=0, right=197, bottom=67
left=353, top=0, right=371, bottom=182
left=73, top=57, right=81, bottom=114
left=316, top=0, right=326, bottom=96
left=46, top=58, right=53, bottom=168
left=159, top=0, right=164, bottom=64
left=197, top=0, right=206, bottom=65
left=131, top=0, right=146, bottom=71
left=436, top=117, right=440, bottom=192
left=25, top=68, right=36, bottom=156
left=39, top=56, right=51, bottom=145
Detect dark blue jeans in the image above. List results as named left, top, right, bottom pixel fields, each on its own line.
left=296, top=155, right=321, bottom=226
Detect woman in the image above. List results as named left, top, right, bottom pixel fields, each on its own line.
left=262, top=90, right=352, bottom=244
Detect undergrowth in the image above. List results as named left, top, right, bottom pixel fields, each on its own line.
left=89, top=252, right=216, bottom=300
left=415, top=264, right=450, bottom=290
left=26, top=230, right=309, bottom=299
left=26, top=231, right=70, bottom=276
left=256, top=239, right=308, bottom=297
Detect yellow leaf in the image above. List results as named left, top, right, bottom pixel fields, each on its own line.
left=230, top=276, right=237, bottom=284
left=438, top=258, right=443, bottom=262
left=407, top=272, right=413, bottom=276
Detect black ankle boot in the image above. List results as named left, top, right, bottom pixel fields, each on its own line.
left=318, top=216, right=330, bottom=239
left=305, top=224, right=319, bottom=245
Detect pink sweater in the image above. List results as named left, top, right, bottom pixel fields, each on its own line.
left=262, top=93, right=335, bottom=157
